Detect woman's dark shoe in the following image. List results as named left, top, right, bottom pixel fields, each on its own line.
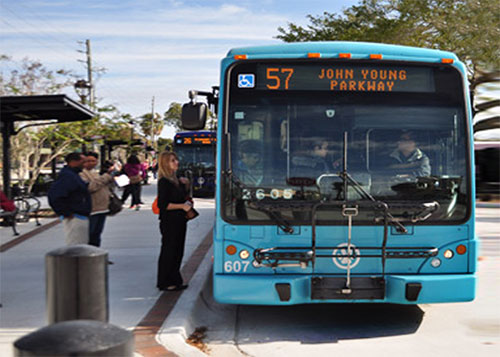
left=164, top=284, right=188, bottom=291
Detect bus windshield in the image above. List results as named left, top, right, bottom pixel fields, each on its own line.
left=176, top=146, right=215, bottom=170
left=223, top=61, right=470, bottom=224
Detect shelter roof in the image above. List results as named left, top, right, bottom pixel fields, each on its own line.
left=1, top=95, right=94, bottom=123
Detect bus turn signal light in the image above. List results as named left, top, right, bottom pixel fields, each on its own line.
left=370, top=54, right=383, bottom=59
left=308, top=52, right=321, bottom=58
left=234, top=54, right=247, bottom=60
left=456, top=244, right=467, bottom=255
left=226, top=245, right=237, bottom=255
left=441, top=58, right=454, bottom=64
left=339, top=53, right=352, bottom=59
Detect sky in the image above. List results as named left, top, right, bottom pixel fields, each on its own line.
left=1, top=0, right=497, bottom=140
left=0, top=0, right=359, bottom=138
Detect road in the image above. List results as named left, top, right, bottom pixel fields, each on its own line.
left=193, top=206, right=500, bottom=357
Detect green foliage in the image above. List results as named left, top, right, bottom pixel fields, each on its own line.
left=157, top=138, right=173, bottom=152
left=138, top=112, right=164, bottom=138
left=277, top=0, right=500, bottom=81
left=0, top=55, right=75, bottom=95
left=0, top=55, right=142, bottom=191
left=163, top=102, right=183, bottom=131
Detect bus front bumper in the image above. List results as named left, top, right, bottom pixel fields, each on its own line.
left=213, top=273, right=476, bottom=305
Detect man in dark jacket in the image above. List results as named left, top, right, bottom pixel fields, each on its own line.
left=48, top=152, right=91, bottom=245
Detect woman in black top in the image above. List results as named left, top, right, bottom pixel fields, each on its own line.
left=156, top=151, right=192, bottom=291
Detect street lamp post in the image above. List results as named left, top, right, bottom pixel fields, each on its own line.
left=74, top=80, right=93, bottom=152
left=74, top=80, right=92, bottom=105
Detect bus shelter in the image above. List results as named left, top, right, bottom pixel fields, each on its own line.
left=1, top=95, right=95, bottom=198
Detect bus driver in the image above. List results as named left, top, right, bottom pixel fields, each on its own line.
left=387, top=131, right=431, bottom=177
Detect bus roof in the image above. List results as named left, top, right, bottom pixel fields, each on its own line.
left=175, top=130, right=215, bottom=137
left=226, top=41, right=459, bottom=63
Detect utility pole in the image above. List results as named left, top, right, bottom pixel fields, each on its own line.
left=86, top=39, right=94, bottom=108
left=76, top=39, right=94, bottom=108
left=151, top=96, right=156, bottom=153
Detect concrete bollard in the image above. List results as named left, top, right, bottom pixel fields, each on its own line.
left=13, top=320, right=134, bottom=356
left=46, top=244, right=108, bottom=324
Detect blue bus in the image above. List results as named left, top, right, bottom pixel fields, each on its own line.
left=173, top=131, right=216, bottom=197
left=182, top=42, right=477, bottom=305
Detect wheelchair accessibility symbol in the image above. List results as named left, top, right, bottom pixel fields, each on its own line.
left=332, top=243, right=361, bottom=269
left=238, top=74, right=255, bottom=88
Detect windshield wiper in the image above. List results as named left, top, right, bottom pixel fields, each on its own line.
left=339, top=131, right=408, bottom=233
left=250, top=202, right=295, bottom=234
left=378, top=201, right=440, bottom=224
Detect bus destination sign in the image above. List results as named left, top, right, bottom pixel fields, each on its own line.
left=249, top=64, right=435, bottom=92
left=176, top=137, right=216, bottom=145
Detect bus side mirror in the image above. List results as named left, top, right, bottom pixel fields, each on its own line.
left=181, top=102, right=207, bottom=130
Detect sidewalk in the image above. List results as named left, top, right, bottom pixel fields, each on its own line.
left=0, top=179, right=215, bottom=356
left=0, top=195, right=57, bottom=247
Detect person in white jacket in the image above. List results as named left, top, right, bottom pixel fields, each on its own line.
left=80, top=152, right=115, bottom=247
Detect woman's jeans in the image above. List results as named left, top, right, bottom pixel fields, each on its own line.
left=89, top=213, right=107, bottom=247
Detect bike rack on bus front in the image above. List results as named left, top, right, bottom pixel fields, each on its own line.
left=252, top=200, right=438, bottom=299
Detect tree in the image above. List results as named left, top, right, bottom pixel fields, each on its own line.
left=163, top=102, right=183, bottom=131
left=0, top=55, right=86, bottom=192
left=0, top=56, right=136, bottom=192
left=157, top=138, right=173, bottom=152
left=0, top=55, right=75, bottom=95
left=276, top=0, right=500, bottom=133
left=138, top=112, right=164, bottom=151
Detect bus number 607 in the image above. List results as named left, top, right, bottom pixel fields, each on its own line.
left=224, top=260, right=250, bottom=273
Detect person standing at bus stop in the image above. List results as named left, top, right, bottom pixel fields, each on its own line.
left=156, top=151, right=192, bottom=291
left=48, top=152, right=91, bottom=245
left=121, top=154, right=144, bottom=210
left=79, top=152, right=115, bottom=247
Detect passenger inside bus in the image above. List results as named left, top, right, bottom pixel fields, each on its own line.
left=291, top=139, right=340, bottom=178
left=234, top=139, right=263, bottom=186
left=385, top=130, right=431, bottom=178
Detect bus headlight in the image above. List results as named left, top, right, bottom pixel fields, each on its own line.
left=239, top=249, right=250, bottom=260
left=443, top=249, right=454, bottom=259
left=430, top=258, right=441, bottom=268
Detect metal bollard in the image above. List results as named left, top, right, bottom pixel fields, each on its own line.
left=46, top=244, right=108, bottom=324
left=13, top=320, right=134, bottom=356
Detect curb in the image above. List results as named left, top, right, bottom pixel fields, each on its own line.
left=158, top=246, right=213, bottom=357
left=133, top=230, right=213, bottom=357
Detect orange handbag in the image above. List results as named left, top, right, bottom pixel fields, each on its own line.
left=152, top=197, right=159, bottom=214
